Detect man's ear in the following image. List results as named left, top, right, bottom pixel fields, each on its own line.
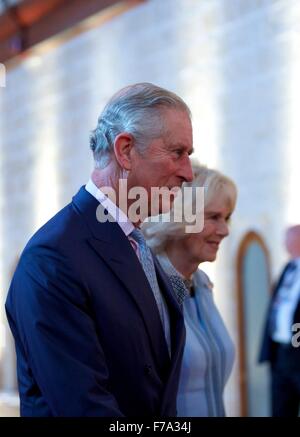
left=114, top=133, right=134, bottom=171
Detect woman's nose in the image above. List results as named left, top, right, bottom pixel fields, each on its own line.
left=217, top=220, right=229, bottom=237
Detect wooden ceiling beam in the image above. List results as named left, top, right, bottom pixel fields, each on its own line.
left=0, top=0, right=122, bottom=64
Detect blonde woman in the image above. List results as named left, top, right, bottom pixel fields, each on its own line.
left=142, top=165, right=237, bottom=417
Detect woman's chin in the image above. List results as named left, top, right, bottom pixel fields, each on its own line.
left=204, top=253, right=217, bottom=263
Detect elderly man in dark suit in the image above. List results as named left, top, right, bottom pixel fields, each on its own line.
left=5, top=83, right=194, bottom=416
left=259, top=225, right=300, bottom=416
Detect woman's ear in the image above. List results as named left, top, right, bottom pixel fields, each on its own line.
left=113, top=133, right=134, bottom=171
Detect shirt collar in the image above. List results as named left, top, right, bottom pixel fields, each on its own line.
left=157, top=251, right=193, bottom=281
left=85, top=178, right=134, bottom=237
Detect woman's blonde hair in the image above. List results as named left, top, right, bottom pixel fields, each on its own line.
left=142, top=160, right=237, bottom=253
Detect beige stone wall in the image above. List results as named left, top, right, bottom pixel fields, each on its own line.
left=0, top=393, right=19, bottom=417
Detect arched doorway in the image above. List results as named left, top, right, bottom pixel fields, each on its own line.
left=237, top=231, right=271, bottom=416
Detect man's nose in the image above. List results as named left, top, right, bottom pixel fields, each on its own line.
left=181, top=155, right=193, bottom=182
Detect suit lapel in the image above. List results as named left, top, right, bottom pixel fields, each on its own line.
left=72, top=187, right=170, bottom=367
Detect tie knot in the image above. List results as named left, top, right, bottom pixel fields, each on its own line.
left=130, top=228, right=146, bottom=246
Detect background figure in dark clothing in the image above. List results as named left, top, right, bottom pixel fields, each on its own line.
left=259, top=225, right=300, bottom=416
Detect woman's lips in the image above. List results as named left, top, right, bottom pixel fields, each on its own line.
left=207, top=241, right=220, bottom=249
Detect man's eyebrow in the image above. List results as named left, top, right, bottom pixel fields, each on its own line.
left=169, top=143, right=194, bottom=155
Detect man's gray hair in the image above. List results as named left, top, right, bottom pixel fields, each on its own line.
left=90, top=82, right=191, bottom=168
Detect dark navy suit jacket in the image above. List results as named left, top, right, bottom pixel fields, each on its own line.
left=259, top=263, right=300, bottom=366
left=5, top=187, right=185, bottom=416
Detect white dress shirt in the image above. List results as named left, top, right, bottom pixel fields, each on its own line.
left=85, top=179, right=140, bottom=255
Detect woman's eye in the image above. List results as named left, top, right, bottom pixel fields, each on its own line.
left=208, top=215, right=218, bottom=220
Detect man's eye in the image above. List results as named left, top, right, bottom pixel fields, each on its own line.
left=174, top=149, right=183, bottom=157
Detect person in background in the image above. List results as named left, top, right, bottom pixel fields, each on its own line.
left=142, top=164, right=237, bottom=416
left=5, top=82, right=194, bottom=416
left=259, top=225, right=300, bottom=417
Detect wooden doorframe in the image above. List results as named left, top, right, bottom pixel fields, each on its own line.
left=236, top=231, right=271, bottom=416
